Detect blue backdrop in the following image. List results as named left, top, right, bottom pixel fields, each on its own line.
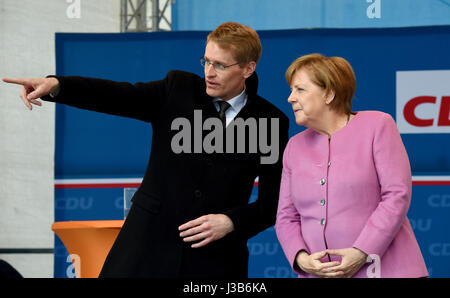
left=172, top=0, right=450, bottom=31
left=53, top=26, right=450, bottom=278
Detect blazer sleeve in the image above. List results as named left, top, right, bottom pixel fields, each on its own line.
left=274, top=137, right=309, bottom=274
left=41, top=71, right=175, bottom=123
left=224, top=113, right=289, bottom=240
left=352, top=113, right=412, bottom=258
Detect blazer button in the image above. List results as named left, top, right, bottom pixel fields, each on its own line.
left=320, top=178, right=326, bottom=185
left=320, top=218, right=326, bottom=226
left=320, top=199, right=326, bottom=206
left=194, top=190, right=202, bottom=198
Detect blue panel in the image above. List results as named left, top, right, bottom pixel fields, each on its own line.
left=53, top=26, right=450, bottom=277
left=54, top=27, right=450, bottom=176
left=54, top=188, right=124, bottom=221
left=172, top=0, right=450, bottom=31
left=254, top=27, right=450, bottom=173
left=407, top=185, right=450, bottom=277
left=53, top=185, right=450, bottom=278
left=54, top=32, right=209, bottom=177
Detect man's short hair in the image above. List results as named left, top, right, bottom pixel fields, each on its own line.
left=207, top=22, right=262, bottom=65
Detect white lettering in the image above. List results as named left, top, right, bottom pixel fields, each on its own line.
left=66, top=0, right=81, bottom=19
left=66, top=254, right=81, bottom=278
left=366, top=254, right=381, bottom=278
left=366, top=0, right=381, bottom=19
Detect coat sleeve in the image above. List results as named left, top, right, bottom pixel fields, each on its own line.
left=41, top=71, right=176, bottom=123
left=224, top=113, right=289, bottom=240
left=352, top=113, right=412, bottom=258
left=274, top=137, right=309, bottom=274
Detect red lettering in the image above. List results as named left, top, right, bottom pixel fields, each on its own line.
left=438, top=96, right=450, bottom=126
left=403, top=96, right=436, bottom=127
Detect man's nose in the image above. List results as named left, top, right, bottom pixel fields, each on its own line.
left=205, top=63, right=216, bottom=77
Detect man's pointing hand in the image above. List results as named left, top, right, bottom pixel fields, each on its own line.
left=2, top=77, right=60, bottom=110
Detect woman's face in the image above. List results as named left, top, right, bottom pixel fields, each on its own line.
left=287, top=69, right=331, bottom=127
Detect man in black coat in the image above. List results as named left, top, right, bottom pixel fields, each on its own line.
left=3, top=22, right=289, bottom=278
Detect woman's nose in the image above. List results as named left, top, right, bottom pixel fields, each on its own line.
left=287, top=91, right=296, bottom=103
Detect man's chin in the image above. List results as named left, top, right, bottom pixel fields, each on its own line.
left=206, top=88, right=220, bottom=98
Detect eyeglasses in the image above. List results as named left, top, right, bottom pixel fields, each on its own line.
left=200, top=57, right=240, bottom=73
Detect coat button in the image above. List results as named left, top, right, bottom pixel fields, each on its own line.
left=320, top=199, right=326, bottom=206
left=320, top=178, right=326, bottom=185
left=194, top=190, right=202, bottom=198
left=320, top=218, right=326, bottom=225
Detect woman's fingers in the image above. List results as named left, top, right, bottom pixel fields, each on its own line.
left=319, top=261, right=341, bottom=269
left=310, top=250, right=328, bottom=260
left=323, top=271, right=345, bottom=278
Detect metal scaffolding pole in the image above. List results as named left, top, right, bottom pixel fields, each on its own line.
left=120, top=0, right=172, bottom=32
left=152, top=0, right=159, bottom=32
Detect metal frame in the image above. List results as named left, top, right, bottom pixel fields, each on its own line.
left=120, top=0, right=172, bottom=32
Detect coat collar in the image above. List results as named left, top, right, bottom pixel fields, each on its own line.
left=245, top=71, right=259, bottom=97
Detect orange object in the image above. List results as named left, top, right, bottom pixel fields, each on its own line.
left=52, top=220, right=124, bottom=278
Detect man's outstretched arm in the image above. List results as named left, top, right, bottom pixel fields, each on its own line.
left=3, top=73, right=172, bottom=123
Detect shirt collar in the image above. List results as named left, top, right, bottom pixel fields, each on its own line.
left=213, top=88, right=247, bottom=112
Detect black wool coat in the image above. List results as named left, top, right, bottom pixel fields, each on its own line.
left=43, top=70, right=289, bottom=278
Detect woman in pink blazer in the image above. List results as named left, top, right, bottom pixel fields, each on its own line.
left=275, top=53, right=428, bottom=278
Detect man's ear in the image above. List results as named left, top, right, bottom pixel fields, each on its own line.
left=243, top=61, right=256, bottom=79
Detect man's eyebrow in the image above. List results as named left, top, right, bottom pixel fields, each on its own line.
left=203, top=56, right=227, bottom=65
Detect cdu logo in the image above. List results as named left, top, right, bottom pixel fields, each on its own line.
left=396, top=70, right=450, bottom=133
left=427, top=194, right=450, bottom=208
left=55, top=196, right=94, bottom=210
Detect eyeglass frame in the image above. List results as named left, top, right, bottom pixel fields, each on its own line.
left=200, top=56, right=241, bottom=72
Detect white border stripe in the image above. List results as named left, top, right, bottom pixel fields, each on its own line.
left=412, top=176, right=450, bottom=181
left=54, top=178, right=143, bottom=185
left=53, top=176, right=449, bottom=185
left=54, top=177, right=260, bottom=185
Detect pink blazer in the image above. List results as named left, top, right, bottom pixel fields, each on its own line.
left=275, top=111, right=428, bottom=278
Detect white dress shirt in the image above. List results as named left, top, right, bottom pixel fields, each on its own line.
left=212, top=88, right=248, bottom=127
